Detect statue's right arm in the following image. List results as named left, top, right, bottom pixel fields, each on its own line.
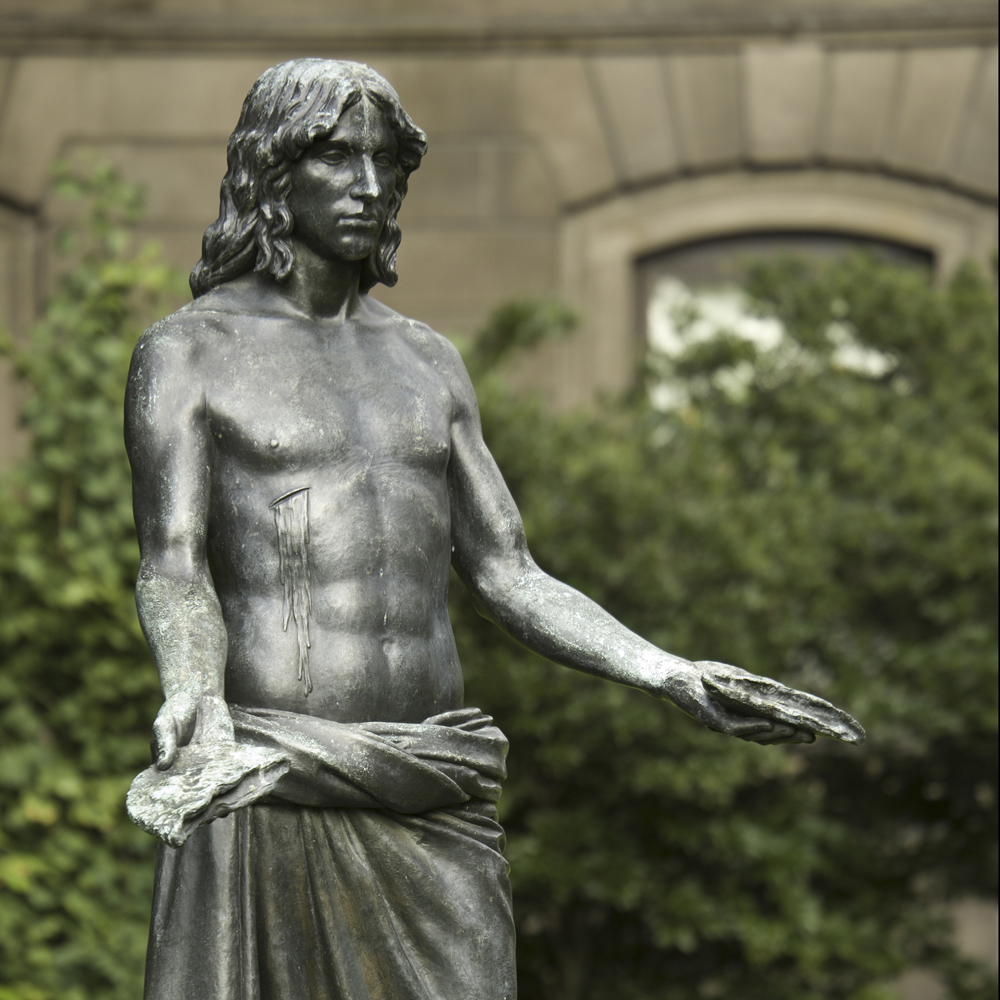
left=125, top=320, right=233, bottom=769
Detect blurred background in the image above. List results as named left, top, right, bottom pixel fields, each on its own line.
left=1, top=0, right=997, bottom=444
left=0, top=2, right=996, bottom=999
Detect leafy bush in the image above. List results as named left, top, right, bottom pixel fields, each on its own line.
left=0, top=169, right=995, bottom=999
left=0, top=166, right=179, bottom=1000
left=454, top=258, right=997, bottom=999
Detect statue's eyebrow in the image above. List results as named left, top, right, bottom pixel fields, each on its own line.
left=309, top=136, right=396, bottom=157
left=310, top=138, right=352, bottom=154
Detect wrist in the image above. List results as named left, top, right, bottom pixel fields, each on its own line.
left=160, top=673, right=225, bottom=703
left=647, top=653, right=697, bottom=699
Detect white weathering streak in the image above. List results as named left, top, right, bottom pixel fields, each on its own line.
left=271, top=487, right=313, bottom=694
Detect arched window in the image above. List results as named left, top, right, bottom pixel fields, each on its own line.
left=543, top=172, right=988, bottom=409
left=636, top=231, right=933, bottom=346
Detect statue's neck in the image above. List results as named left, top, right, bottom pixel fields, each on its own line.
left=278, top=239, right=364, bottom=321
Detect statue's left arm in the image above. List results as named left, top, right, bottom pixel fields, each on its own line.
left=444, top=346, right=820, bottom=745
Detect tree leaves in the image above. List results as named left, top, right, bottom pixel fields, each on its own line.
left=456, top=258, right=997, bottom=998
left=0, top=169, right=994, bottom=999
left=0, top=164, right=182, bottom=1000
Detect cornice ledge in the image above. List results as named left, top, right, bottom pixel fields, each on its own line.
left=0, top=6, right=997, bottom=55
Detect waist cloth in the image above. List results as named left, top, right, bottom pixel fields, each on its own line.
left=143, top=705, right=516, bottom=1000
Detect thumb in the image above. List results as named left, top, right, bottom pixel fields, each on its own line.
left=152, top=709, right=179, bottom=771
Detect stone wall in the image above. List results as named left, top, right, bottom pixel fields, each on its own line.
left=0, top=4, right=996, bottom=454
left=0, top=3, right=996, bottom=992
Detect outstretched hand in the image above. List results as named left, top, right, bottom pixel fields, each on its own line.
left=663, top=663, right=817, bottom=744
left=152, top=691, right=236, bottom=770
left=660, top=659, right=865, bottom=746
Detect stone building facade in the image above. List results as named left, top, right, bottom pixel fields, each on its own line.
left=0, top=2, right=997, bottom=466
left=0, top=2, right=997, bottom=458
left=0, top=2, right=997, bottom=993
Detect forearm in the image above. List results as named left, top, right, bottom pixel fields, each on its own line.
left=471, top=558, right=692, bottom=697
left=136, top=558, right=228, bottom=701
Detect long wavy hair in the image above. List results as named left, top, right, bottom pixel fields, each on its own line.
left=190, top=59, right=427, bottom=298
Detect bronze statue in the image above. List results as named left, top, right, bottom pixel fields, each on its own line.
left=125, top=59, right=862, bottom=1000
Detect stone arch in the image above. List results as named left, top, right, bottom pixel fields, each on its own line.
left=513, top=44, right=998, bottom=210
left=528, top=169, right=997, bottom=408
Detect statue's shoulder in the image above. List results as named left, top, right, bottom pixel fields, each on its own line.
left=130, top=305, right=234, bottom=399
left=364, top=295, right=467, bottom=375
left=134, top=291, right=239, bottom=364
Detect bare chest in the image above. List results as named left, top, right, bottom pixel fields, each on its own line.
left=203, top=338, right=454, bottom=475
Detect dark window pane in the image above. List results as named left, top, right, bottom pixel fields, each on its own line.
left=636, top=231, right=933, bottom=339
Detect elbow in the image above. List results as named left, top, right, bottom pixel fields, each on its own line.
left=465, top=550, right=539, bottom=623
left=135, top=551, right=221, bottom=632
left=137, top=541, right=208, bottom=592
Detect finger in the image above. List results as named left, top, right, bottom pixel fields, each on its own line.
left=725, top=716, right=777, bottom=738
left=739, top=722, right=797, bottom=743
left=751, top=729, right=818, bottom=746
left=788, top=729, right=817, bottom=744
left=152, top=712, right=178, bottom=770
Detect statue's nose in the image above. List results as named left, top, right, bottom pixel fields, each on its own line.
left=350, top=156, right=380, bottom=200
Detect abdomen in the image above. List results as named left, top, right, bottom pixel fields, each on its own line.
left=222, top=596, right=465, bottom=723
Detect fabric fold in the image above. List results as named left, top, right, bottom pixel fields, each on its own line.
left=143, top=706, right=516, bottom=1000
left=230, top=705, right=507, bottom=814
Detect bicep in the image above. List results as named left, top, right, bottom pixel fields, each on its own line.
left=446, top=375, right=531, bottom=595
left=125, top=331, right=211, bottom=566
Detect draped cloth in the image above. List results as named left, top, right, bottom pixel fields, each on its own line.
left=143, top=706, right=516, bottom=1000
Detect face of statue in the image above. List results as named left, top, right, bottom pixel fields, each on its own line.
left=286, top=96, right=398, bottom=265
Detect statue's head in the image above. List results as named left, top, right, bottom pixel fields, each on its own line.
left=190, top=59, right=427, bottom=298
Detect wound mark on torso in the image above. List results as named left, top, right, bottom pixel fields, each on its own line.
left=270, top=487, right=312, bottom=695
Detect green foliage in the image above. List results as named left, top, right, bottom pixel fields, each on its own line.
left=0, top=164, right=182, bottom=1000
left=453, top=256, right=998, bottom=999
left=464, top=297, right=578, bottom=377
left=0, top=166, right=995, bottom=1000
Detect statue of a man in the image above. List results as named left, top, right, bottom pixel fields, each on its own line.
left=125, top=59, right=861, bottom=1000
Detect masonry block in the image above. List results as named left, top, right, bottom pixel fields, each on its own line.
left=744, top=42, right=824, bottom=164
left=667, top=53, right=742, bottom=169
left=589, top=56, right=680, bottom=184
left=953, top=47, right=999, bottom=197
left=823, top=49, right=899, bottom=164
left=887, top=47, right=980, bottom=176
left=512, top=58, right=616, bottom=205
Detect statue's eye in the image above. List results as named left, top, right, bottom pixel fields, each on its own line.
left=373, top=152, right=395, bottom=168
left=319, top=150, right=348, bottom=166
